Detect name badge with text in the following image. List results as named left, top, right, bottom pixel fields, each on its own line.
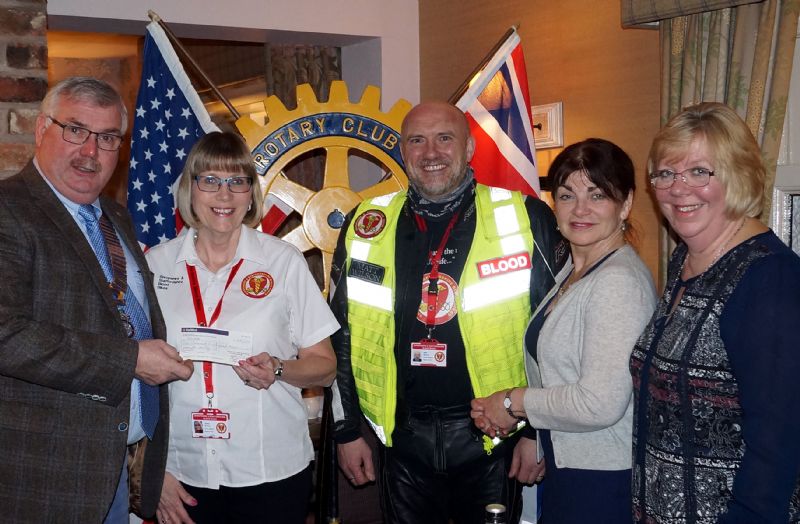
left=191, top=408, right=230, bottom=439
left=410, top=339, right=447, bottom=367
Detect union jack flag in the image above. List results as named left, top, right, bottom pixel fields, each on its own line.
left=126, top=21, right=219, bottom=248
left=455, top=28, right=540, bottom=197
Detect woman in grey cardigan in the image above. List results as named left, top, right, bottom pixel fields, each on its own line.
left=471, top=139, right=656, bottom=523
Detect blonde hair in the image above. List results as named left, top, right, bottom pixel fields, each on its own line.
left=647, top=102, right=764, bottom=218
left=176, top=132, right=263, bottom=229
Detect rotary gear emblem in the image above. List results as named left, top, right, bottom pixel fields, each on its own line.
left=236, top=81, right=411, bottom=296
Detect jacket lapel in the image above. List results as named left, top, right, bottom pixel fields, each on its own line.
left=22, top=164, right=122, bottom=317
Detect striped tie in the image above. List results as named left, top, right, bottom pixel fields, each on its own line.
left=78, top=204, right=159, bottom=439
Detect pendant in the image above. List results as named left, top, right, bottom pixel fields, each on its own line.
left=119, top=310, right=135, bottom=338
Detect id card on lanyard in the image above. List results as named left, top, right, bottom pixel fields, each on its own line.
left=410, top=212, right=459, bottom=368
left=186, top=259, right=244, bottom=439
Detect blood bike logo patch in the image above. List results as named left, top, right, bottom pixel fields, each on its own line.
left=416, top=272, right=458, bottom=325
left=354, top=209, right=386, bottom=238
left=241, top=272, right=274, bottom=299
left=476, top=252, right=531, bottom=279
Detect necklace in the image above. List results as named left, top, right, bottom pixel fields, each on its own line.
left=556, top=246, right=622, bottom=300
left=686, top=218, right=746, bottom=275
left=556, top=273, right=576, bottom=299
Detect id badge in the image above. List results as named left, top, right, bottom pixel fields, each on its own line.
left=191, top=408, right=231, bottom=439
left=410, top=339, right=447, bottom=367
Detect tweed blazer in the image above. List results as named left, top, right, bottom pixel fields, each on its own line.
left=0, top=162, right=169, bottom=522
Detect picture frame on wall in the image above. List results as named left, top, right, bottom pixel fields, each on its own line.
left=532, top=101, right=563, bottom=149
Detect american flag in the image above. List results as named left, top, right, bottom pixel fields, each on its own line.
left=127, top=21, right=220, bottom=248
left=455, top=28, right=540, bottom=197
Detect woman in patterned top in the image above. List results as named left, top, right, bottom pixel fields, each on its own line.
left=631, top=102, right=800, bottom=523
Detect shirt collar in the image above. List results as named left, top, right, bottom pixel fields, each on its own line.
left=33, top=157, right=101, bottom=219
left=174, top=224, right=268, bottom=269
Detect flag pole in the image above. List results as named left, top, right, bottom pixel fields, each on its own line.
left=448, top=25, right=519, bottom=104
left=147, top=10, right=241, bottom=120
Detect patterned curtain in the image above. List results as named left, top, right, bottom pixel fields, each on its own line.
left=621, top=0, right=763, bottom=26
left=655, top=0, right=799, bottom=285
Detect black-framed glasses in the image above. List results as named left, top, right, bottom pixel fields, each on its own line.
left=649, top=167, right=715, bottom=190
left=47, top=116, right=123, bottom=151
left=193, top=175, right=254, bottom=193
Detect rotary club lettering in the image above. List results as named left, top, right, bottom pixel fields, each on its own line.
left=341, top=117, right=398, bottom=148
left=476, top=253, right=531, bottom=278
left=252, top=113, right=401, bottom=175
left=241, top=272, right=274, bottom=299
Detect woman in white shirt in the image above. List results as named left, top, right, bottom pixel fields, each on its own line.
left=147, top=132, right=339, bottom=524
left=471, top=139, right=656, bottom=523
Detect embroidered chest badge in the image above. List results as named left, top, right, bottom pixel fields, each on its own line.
left=354, top=209, right=387, bottom=238
left=241, top=271, right=274, bottom=299
left=416, top=272, right=458, bottom=325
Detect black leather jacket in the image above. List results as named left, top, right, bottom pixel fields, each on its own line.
left=329, top=190, right=567, bottom=444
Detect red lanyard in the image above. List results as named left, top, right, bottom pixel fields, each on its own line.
left=421, top=212, right=460, bottom=338
left=186, top=259, right=244, bottom=405
left=186, top=259, right=244, bottom=327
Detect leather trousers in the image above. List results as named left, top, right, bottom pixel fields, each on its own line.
left=381, top=405, right=521, bottom=524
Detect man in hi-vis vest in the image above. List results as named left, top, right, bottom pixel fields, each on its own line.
left=330, top=101, right=567, bottom=523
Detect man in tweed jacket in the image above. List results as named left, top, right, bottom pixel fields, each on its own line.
left=0, top=77, right=193, bottom=522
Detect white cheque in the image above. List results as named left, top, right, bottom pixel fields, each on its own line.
left=178, top=327, right=253, bottom=366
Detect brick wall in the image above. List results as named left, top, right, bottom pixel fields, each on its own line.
left=0, top=0, right=47, bottom=179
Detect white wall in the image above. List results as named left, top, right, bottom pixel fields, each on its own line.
left=46, top=0, right=420, bottom=109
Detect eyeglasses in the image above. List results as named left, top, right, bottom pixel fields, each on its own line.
left=193, top=175, right=254, bottom=193
left=649, top=167, right=715, bottom=190
left=47, top=116, right=123, bottom=151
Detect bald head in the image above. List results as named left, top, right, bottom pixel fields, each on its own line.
left=401, top=101, right=470, bottom=137
left=399, top=101, right=475, bottom=201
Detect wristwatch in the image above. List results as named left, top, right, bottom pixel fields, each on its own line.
left=274, top=358, right=284, bottom=378
left=503, top=389, right=524, bottom=421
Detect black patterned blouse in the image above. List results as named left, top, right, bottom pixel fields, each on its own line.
left=631, top=231, right=800, bottom=523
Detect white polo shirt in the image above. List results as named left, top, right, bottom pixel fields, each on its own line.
left=146, top=225, right=339, bottom=488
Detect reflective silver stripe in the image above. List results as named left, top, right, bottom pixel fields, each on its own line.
left=462, top=270, right=530, bottom=311
left=501, top=234, right=526, bottom=256
left=370, top=191, right=399, bottom=207
left=365, top=416, right=387, bottom=445
left=350, top=239, right=371, bottom=261
left=347, top=277, right=393, bottom=311
left=489, top=186, right=513, bottom=202
left=491, top=420, right=527, bottom=446
left=494, top=204, right=520, bottom=236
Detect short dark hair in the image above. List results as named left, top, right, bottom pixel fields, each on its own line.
left=547, top=138, right=635, bottom=205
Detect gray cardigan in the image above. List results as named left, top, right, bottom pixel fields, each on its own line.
left=522, top=244, right=656, bottom=471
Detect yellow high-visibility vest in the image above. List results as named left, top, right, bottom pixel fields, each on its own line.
left=345, top=184, right=533, bottom=449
